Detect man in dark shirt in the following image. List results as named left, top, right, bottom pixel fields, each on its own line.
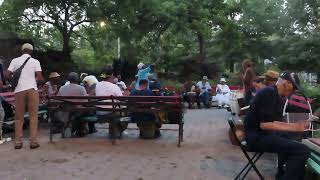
left=244, top=71, right=310, bottom=180
left=130, top=79, right=161, bottom=138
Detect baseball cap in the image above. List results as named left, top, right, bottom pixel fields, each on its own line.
left=279, top=71, right=300, bottom=90
left=21, top=43, right=33, bottom=51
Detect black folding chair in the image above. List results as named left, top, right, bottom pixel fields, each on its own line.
left=228, top=116, right=264, bottom=180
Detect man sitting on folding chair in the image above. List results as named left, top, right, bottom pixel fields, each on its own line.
left=244, top=71, right=311, bottom=180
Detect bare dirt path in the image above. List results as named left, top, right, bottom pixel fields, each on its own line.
left=0, top=109, right=276, bottom=180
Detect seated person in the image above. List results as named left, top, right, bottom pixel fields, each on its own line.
left=130, top=79, right=161, bottom=139
left=251, top=76, right=266, bottom=97
left=115, top=75, right=127, bottom=92
left=44, top=72, right=61, bottom=96
left=216, top=78, right=230, bottom=108
left=264, top=70, right=279, bottom=86
left=244, top=71, right=310, bottom=180
left=82, top=75, right=99, bottom=96
left=55, top=72, right=91, bottom=136
left=182, top=79, right=196, bottom=108
left=148, top=73, right=162, bottom=95
left=95, top=68, right=125, bottom=137
left=196, top=76, right=212, bottom=108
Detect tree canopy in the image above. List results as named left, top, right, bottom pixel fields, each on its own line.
left=0, top=0, right=319, bottom=77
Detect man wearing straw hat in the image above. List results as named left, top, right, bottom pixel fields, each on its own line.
left=196, top=76, right=212, bottom=108
left=7, top=43, right=44, bottom=149
left=44, top=72, right=61, bottom=96
left=264, top=70, right=279, bottom=86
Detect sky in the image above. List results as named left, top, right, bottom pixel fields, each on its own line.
left=0, top=0, right=3, bottom=5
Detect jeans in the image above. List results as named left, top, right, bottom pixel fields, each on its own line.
left=199, top=91, right=210, bottom=107
left=248, top=134, right=310, bottom=180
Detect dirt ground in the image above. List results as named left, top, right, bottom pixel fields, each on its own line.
left=0, top=109, right=277, bottom=180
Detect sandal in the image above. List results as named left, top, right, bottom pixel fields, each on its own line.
left=30, top=143, right=40, bottom=149
left=14, top=143, right=23, bottom=149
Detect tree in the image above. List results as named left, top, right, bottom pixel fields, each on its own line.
left=1, top=0, right=101, bottom=60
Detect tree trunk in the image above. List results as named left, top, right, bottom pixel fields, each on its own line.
left=197, top=32, right=206, bottom=61
left=317, top=72, right=320, bottom=84
left=230, top=60, right=234, bottom=73
left=62, top=32, right=71, bottom=61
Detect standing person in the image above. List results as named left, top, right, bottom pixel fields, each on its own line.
left=44, top=72, right=61, bottom=96
left=244, top=72, right=310, bottom=180
left=135, top=63, right=154, bottom=90
left=241, top=59, right=256, bottom=105
left=7, top=43, right=44, bottom=149
left=216, top=78, right=231, bottom=108
left=196, top=76, right=212, bottom=108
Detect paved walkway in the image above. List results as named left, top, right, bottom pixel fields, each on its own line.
left=0, top=109, right=277, bottom=180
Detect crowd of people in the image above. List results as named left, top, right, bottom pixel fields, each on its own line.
left=0, top=44, right=315, bottom=180
left=0, top=44, right=171, bottom=148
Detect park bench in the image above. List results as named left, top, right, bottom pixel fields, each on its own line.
left=47, top=95, right=185, bottom=147
left=0, top=91, right=48, bottom=130
left=303, top=138, right=320, bottom=177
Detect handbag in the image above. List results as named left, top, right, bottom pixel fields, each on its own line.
left=10, top=57, right=31, bottom=89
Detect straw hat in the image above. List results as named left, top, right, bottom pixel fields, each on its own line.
left=264, top=70, right=279, bottom=81
left=48, top=72, right=60, bottom=79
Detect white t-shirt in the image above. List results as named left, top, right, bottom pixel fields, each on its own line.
left=216, top=84, right=230, bottom=94
left=8, top=54, right=42, bottom=93
left=196, top=81, right=212, bottom=94
left=95, top=81, right=123, bottom=110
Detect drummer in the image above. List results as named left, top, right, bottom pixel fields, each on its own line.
left=244, top=71, right=310, bottom=180
left=182, top=79, right=196, bottom=108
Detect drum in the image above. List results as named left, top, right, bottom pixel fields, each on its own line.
left=229, top=90, right=244, bottom=115
left=187, top=92, right=196, bottom=96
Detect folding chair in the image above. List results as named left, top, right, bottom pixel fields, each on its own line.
left=227, top=116, right=264, bottom=180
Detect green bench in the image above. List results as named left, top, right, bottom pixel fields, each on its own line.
left=308, top=152, right=320, bottom=176
left=303, top=138, right=320, bottom=178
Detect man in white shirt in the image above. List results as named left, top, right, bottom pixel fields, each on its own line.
left=216, top=78, right=231, bottom=108
left=196, top=76, right=212, bottom=108
left=95, top=68, right=124, bottom=138
left=7, top=43, right=44, bottom=149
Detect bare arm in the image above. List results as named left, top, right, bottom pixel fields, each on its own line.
left=260, top=121, right=310, bottom=132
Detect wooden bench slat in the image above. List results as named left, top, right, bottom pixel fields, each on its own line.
left=308, top=158, right=320, bottom=176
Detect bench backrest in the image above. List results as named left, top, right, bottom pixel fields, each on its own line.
left=48, top=95, right=183, bottom=113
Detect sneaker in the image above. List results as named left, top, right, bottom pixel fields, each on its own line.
left=0, top=138, right=5, bottom=145
left=14, top=143, right=23, bottom=149
left=30, top=143, right=40, bottom=149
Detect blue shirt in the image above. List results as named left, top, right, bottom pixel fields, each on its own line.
left=244, top=86, right=285, bottom=144
left=135, top=66, right=151, bottom=90
left=130, top=89, right=154, bottom=96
